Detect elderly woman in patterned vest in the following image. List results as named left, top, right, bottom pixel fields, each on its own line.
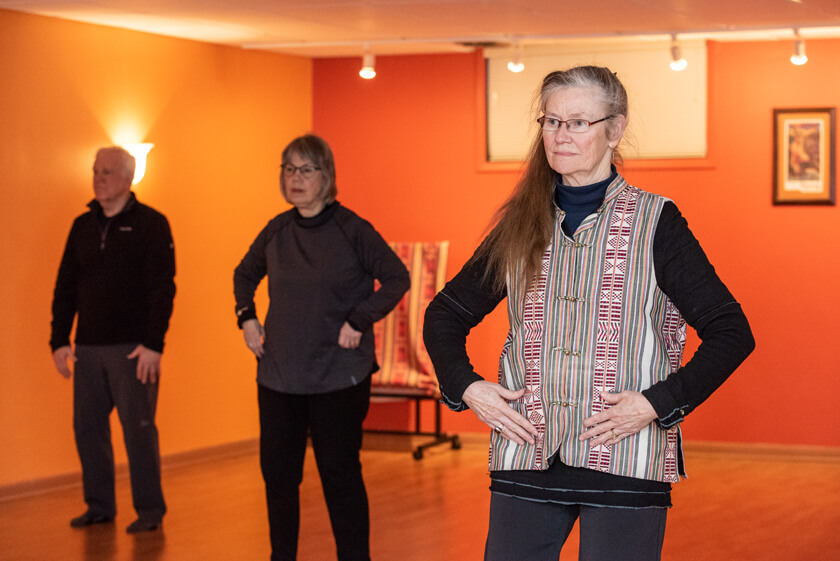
left=424, top=66, right=754, bottom=561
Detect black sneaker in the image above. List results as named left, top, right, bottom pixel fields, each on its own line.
left=70, top=511, right=114, bottom=528
left=125, top=518, right=162, bottom=534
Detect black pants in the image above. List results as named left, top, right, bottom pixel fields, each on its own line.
left=258, top=378, right=371, bottom=561
left=484, top=493, right=667, bottom=561
left=73, top=344, right=166, bottom=521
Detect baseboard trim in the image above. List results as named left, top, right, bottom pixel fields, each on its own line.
left=0, top=439, right=260, bottom=502
left=3, top=436, right=837, bottom=500
left=0, top=471, right=83, bottom=501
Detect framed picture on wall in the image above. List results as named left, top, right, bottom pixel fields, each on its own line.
left=773, top=107, right=836, bottom=205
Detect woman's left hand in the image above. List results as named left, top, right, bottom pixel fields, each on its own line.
left=579, top=390, right=658, bottom=446
left=338, top=322, right=362, bottom=349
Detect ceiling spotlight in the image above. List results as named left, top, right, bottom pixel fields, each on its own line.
left=359, top=53, right=376, bottom=79
left=669, top=34, right=687, bottom=71
left=507, top=41, right=524, bottom=73
left=790, top=30, right=808, bottom=65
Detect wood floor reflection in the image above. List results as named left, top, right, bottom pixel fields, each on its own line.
left=1, top=435, right=838, bottom=560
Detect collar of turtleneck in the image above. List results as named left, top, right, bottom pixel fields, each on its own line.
left=553, top=166, right=618, bottom=236
left=294, top=201, right=339, bottom=228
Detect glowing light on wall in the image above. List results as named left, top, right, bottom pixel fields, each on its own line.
left=122, top=143, right=154, bottom=184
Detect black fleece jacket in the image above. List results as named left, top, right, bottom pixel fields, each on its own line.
left=50, top=193, right=176, bottom=353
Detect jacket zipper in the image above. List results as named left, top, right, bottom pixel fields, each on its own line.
left=100, top=218, right=113, bottom=250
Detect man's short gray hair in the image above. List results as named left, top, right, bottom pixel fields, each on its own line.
left=96, top=146, right=136, bottom=181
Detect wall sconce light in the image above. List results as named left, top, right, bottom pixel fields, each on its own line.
left=790, top=29, right=808, bottom=65
left=123, top=143, right=153, bottom=185
left=359, top=53, right=376, bottom=79
left=507, top=41, right=525, bottom=73
left=669, top=34, right=687, bottom=71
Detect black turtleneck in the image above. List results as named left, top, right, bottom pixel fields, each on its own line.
left=233, top=201, right=410, bottom=394
left=554, top=168, right=618, bottom=236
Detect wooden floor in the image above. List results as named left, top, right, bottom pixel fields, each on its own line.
left=1, top=434, right=839, bottom=561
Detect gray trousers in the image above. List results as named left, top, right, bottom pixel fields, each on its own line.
left=73, top=344, right=166, bottom=521
left=484, top=493, right=667, bottom=561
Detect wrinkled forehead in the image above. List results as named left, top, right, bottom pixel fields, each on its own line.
left=543, top=85, right=608, bottom=115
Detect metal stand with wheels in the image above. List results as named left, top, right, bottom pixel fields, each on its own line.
left=366, top=391, right=460, bottom=460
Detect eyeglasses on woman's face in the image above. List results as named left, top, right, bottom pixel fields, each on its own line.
left=537, top=115, right=614, bottom=133
left=282, top=163, right=321, bottom=179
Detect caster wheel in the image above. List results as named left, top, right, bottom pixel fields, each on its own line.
left=413, top=449, right=423, bottom=460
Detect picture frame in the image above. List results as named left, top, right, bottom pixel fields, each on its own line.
left=773, top=107, right=836, bottom=205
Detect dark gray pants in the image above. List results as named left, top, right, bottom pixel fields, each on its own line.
left=73, top=344, right=166, bottom=521
left=484, top=493, right=667, bottom=561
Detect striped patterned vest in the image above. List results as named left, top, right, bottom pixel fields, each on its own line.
left=489, top=176, right=686, bottom=483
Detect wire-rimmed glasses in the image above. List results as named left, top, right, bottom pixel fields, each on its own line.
left=537, top=115, right=614, bottom=133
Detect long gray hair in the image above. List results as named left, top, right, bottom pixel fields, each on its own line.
left=475, top=66, right=629, bottom=294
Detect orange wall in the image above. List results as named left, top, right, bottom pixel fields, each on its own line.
left=313, top=42, right=840, bottom=448
left=2, top=8, right=839, bottom=490
left=0, top=10, right=311, bottom=486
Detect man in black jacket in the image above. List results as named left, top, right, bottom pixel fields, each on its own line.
left=50, top=146, right=176, bottom=534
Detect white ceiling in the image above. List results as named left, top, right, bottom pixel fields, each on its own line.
left=2, top=0, right=840, bottom=57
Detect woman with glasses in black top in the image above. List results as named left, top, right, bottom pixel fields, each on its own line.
left=234, top=134, right=409, bottom=561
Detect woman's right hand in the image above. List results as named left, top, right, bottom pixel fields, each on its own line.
left=242, top=319, right=265, bottom=358
left=462, top=381, right=539, bottom=446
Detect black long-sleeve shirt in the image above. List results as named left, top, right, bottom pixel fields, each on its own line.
left=50, top=193, right=176, bottom=353
left=233, top=202, right=410, bottom=394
